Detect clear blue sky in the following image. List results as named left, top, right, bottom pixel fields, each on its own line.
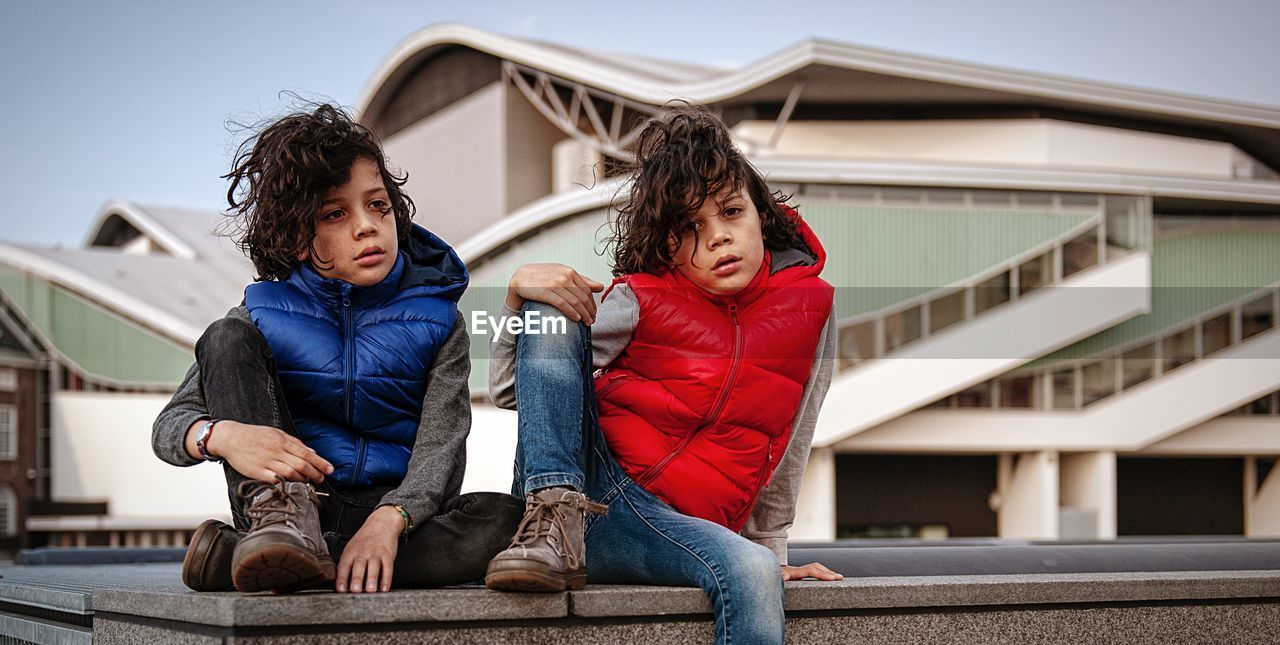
left=2, top=0, right=1277, bottom=246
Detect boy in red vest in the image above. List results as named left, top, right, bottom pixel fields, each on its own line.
left=484, top=105, right=841, bottom=644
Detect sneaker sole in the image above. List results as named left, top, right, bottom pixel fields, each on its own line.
left=484, top=560, right=586, bottom=592
left=182, top=519, right=234, bottom=592
left=232, top=543, right=336, bottom=594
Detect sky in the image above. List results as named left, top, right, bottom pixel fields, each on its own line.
left=1, top=0, right=1278, bottom=246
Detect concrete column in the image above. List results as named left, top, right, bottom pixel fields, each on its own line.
left=791, top=447, right=836, bottom=541
left=1245, top=457, right=1280, bottom=537
left=1059, top=451, right=1117, bottom=539
left=995, top=451, right=1059, bottom=539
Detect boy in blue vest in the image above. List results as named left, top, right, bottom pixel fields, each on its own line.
left=152, top=104, right=523, bottom=594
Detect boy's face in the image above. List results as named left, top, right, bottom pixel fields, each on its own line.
left=301, top=156, right=399, bottom=287
left=669, top=186, right=765, bottom=296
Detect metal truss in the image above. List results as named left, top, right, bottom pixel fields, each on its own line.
left=502, top=61, right=658, bottom=162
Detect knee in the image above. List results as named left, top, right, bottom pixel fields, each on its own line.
left=196, top=317, right=268, bottom=361
left=514, top=301, right=589, bottom=359
left=728, top=542, right=783, bottom=590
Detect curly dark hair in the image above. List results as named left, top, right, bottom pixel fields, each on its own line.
left=606, top=103, right=802, bottom=277
left=222, top=103, right=414, bottom=281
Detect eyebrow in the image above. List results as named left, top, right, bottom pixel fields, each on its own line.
left=321, top=187, right=388, bottom=207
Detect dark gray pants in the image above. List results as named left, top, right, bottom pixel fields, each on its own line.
left=193, top=316, right=523, bottom=587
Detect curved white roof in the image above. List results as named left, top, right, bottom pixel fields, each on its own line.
left=358, top=23, right=1280, bottom=131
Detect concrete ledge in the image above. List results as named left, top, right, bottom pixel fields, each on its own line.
left=90, top=570, right=1280, bottom=626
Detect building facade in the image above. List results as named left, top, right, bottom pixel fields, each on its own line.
left=1, top=24, right=1277, bottom=548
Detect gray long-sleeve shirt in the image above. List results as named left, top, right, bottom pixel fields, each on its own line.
left=152, top=306, right=473, bottom=531
left=488, top=284, right=836, bottom=565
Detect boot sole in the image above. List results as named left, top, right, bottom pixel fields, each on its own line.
left=182, top=519, right=235, bottom=592
left=484, top=559, right=586, bottom=592
left=232, top=542, right=336, bottom=594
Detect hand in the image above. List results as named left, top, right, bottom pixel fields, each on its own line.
left=506, top=263, right=604, bottom=325
left=192, top=420, right=334, bottom=484
left=781, top=562, right=844, bottom=582
left=336, top=506, right=404, bottom=593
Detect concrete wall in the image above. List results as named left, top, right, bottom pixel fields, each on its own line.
left=51, top=393, right=227, bottom=523
left=734, top=119, right=1242, bottom=179
left=505, top=87, right=565, bottom=214
left=382, top=82, right=507, bottom=246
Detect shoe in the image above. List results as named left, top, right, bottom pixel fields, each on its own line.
left=230, top=480, right=336, bottom=593
left=181, top=519, right=239, bottom=591
left=484, top=487, right=607, bottom=592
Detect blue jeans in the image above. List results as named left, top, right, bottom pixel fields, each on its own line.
left=511, top=302, right=784, bottom=645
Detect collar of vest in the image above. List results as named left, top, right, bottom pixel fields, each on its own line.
left=281, top=224, right=468, bottom=310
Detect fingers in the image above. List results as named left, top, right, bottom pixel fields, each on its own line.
left=347, top=557, right=367, bottom=594
left=549, top=286, right=595, bottom=324
left=364, top=558, right=380, bottom=593
left=282, top=437, right=335, bottom=475
left=793, top=562, right=844, bottom=581
left=380, top=557, right=394, bottom=592
left=336, top=551, right=353, bottom=593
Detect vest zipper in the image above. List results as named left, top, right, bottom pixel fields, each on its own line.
left=637, top=303, right=743, bottom=487
left=342, top=291, right=368, bottom=483
left=730, top=441, right=774, bottom=527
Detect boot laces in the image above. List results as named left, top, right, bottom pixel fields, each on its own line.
left=511, top=492, right=605, bottom=570
left=240, top=480, right=305, bottom=531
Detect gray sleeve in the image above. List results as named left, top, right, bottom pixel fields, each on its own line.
left=488, top=284, right=639, bottom=410
left=151, top=306, right=253, bottom=467
left=741, top=306, right=836, bottom=565
left=379, top=312, right=472, bottom=529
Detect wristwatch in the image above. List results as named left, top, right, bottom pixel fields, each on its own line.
left=195, top=419, right=222, bottom=462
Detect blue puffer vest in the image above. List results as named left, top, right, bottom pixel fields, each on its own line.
left=244, top=225, right=467, bottom=489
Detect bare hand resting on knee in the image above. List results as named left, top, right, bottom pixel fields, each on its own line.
left=781, top=562, right=844, bottom=581
left=185, top=420, right=334, bottom=483
left=506, top=263, right=604, bottom=325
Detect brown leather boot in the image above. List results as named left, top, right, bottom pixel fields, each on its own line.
left=181, top=519, right=239, bottom=591
left=230, top=480, right=335, bottom=593
left=484, top=487, right=607, bottom=592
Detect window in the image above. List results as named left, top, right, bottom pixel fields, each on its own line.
left=0, top=405, right=15, bottom=460
left=1121, top=343, right=1155, bottom=390
left=1162, top=328, right=1196, bottom=373
left=1242, top=293, right=1275, bottom=340
left=1018, top=253, right=1052, bottom=295
left=1052, top=368, right=1078, bottom=410
left=1081, top=360, right=1117, bottom=406
left=929, top=290, right=966, bottom=334
left=956, top=381, right=994, bottom=408
left=0, top=368, right=15, bottom=392
left=998, top=375, right=1039, bottom=409
left=0, top=487, right=14, bottom=537
left=883, top=306, right=922, bottom=353
left=838, top=321, right=876, bottom=369
left=1201, top=313, right=1232, bottom=356
left=973, top=272, right=1011, bottom=316
left=1062, top=230, right=1099, bottom=278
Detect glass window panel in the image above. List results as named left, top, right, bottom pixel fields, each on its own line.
left=1242, top=293, right=1275, bottom=340
left=1062, top=230, right=1099, bottom=278
left=929, top=290, right=966, bottom=334
left=1018, top=253, right=1052, bottom=295
left=1162, top=328, right=1196, bottom=373
left=883, top=306, right=922, bottom=353
left=1052, top=368, right=1077, bottom=410
left=998, top=375, right=1039, bottom=409
left=1081, top=360, right=1117, bottom=406
left=973, top=272, right=1011, bottom=316
left=1121, top=343, right=1155, bottom=390
left=1201, top=313, right=1231, bottom=356
left=838, top=321, right=876, bottom=370
left=956, top=381, right=994, bottom=408
left=1246, top=394, right=1275, bottom=415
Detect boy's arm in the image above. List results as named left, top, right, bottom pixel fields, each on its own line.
left=152, top=306, right=253, bottom=467
left=378, top=311, right=473, bottom=527
left=488, top=284, right=638, bottom=410
left=741, top=307, right=836, bottom=565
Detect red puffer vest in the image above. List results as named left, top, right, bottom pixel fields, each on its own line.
left=595, top=209, right=833, bottom=531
